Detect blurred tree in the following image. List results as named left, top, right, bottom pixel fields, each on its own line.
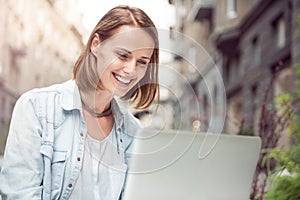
left=263, top=63, right=300, bottom=200
left=250, top=14, right=300, bottom=200
left=262, top=13, right=300, bottom=199
left=249, top=62, right=291, bottom=200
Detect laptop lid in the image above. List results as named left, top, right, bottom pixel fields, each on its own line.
left=122, top=129, right=261, bottom=200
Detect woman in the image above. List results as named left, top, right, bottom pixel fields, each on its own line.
left=0, top=5, right=159, bottom=200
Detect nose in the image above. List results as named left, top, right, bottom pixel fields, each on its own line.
left=123, top=59, right=136, bottom=74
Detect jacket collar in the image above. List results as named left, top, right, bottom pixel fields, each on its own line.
left=61, top=79, right=126, bottom=131
left=61, top=79, right=82, bottom=111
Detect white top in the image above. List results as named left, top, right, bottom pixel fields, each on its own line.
left=69, top=124, right=120, bottom=200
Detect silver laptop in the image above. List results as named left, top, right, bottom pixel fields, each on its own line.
left=122, top=129, right=261, bottom=200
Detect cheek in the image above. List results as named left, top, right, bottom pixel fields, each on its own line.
left=137, top=68, right=148, bottom=81
left=98, top=59, right=119, bottom=77
left=97, top=51, right=118, bottom=70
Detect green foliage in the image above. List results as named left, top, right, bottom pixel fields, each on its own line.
left=275, top=92, right=292, bottom=106
left=237, top=127, right=255, bottom=136
left=264, top=146, right=300, bottom=175
left=264, top=16, right=300, bottom=199
left=291, top=64, right=300, bottom=145
left=264, top=176, right=300, bottom=200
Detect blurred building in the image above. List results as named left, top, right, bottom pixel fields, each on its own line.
left=168, top=0, right=260, bottom=132
left=169, top=0, right=299, bottom=139
left=0, top=0, right=85, bottom=154
left=216, top=0, right=300, bottom=145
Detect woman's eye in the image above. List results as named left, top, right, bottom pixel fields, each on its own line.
left=138, top=60, right=147, bottom=66
left=117, top=52, right=128, bottom=59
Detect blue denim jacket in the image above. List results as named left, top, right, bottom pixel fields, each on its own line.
left=0, top=80, right=141, bottom=200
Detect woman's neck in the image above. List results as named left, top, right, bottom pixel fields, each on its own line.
left=80, top=89, right=113, bottom=114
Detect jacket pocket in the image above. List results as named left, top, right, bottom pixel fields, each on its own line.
left=51, top=150, right=67, bottom=199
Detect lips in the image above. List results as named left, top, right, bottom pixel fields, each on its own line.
left=113, top=72, right=132, bottom=85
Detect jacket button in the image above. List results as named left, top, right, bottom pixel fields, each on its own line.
left=80, top=133, right=84, bottom=137
left=77, top=157, right=81, bottom=161
left=120, top=138, right=123, bottom=143
left=68, top=184, right=73, bottom=188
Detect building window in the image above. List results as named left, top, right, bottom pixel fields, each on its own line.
left=252, top=36, right=261, bottom=66
left=252, top=85, right=258, bottom=109
left=238, top=50, right=244, bottom=75
left=227, top=0, right=237, bottom=19
left=233, top=55, right=241, bottom=76
left=226, top=56, right=240, bottom=84
left=272, top=16, right=286, bottom=49
left=225, top=60, right=232, bottom=84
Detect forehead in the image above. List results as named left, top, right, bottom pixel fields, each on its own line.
left=103, top=26, right=155, bottom=52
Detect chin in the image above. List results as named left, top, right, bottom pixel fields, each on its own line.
left=112, top=89, right=130, bottom=98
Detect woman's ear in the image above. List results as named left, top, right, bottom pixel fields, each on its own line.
left=90, top=33, right=101, bottom=56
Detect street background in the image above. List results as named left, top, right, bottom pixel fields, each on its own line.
left=0, top=0, right=299, bottom=199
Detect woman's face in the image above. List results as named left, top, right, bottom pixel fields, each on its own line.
left=91, top=25, right=155, bottom=97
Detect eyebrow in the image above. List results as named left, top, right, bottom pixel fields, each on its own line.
left=116, top=48, right=151, bottom=60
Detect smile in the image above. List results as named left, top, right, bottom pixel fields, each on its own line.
left=113, top=73, right=132, bottom=85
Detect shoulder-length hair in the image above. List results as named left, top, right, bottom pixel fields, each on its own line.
left=73, top=5, right=159, bottom=110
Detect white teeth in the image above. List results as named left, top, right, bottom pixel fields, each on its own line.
left=115, top=74, right=131, bottom=84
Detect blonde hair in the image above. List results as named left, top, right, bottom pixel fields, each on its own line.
left=73, top=5, right=159, bottom=110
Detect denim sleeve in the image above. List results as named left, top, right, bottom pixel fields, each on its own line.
left=0, top=93, right=43, bottom=199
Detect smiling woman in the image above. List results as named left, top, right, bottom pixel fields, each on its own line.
left=73, top=6, right=159, bottom=110
left=89, top=26, right=155, bottom=98
left=0, top=5, right=159, bottom=200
